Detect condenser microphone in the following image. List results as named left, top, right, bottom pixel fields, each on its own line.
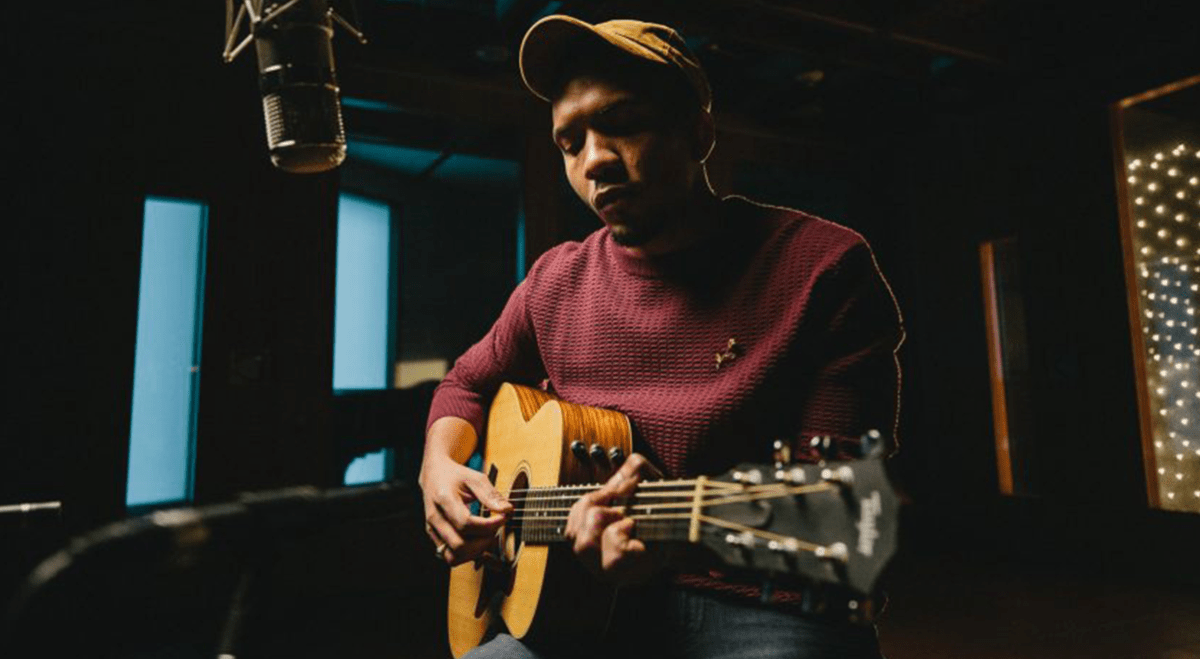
left=224, top=0, right=366, bottom=174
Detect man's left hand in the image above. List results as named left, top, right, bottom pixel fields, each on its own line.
left=564, top=453, right=663, bottom=585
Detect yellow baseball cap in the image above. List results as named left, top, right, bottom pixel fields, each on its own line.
left=519, top=15, right=712, bottom=112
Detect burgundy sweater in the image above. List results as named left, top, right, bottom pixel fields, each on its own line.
left=428, top=196, right=904, bottom=600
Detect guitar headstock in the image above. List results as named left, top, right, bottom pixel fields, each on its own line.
left=691, top=455, right=897, bottom=596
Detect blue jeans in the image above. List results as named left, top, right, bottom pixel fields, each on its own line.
left=463, top=586, right=884, bottom=659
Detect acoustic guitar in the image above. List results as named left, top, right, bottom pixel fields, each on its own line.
left=446, top=383, right=898, bottom=658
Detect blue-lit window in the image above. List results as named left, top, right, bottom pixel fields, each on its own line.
left=126, top=197, right=208, bottom=508
left=344, top=449, right=390, bottom=486
left=334, top=193, right=396, bottom=484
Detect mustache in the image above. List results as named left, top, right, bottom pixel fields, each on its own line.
left=594, top=185, right=639, bottom=209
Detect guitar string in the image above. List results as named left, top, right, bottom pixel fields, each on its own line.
left=493, top=474, right=849, bottom=552
left=506, top=482, right=836, bottom=509
left=695, top=515, right=826, bottom=553
left=515, top=513, right=830, bottom=556
left=502, top=480, right=814, bottom=503
left=502, top=480, right=742, bottom=495
left=503, top=488, right=743, bottom=504
left=503, top=483, right=837, bottom=522
left=515, top=514, right=830, bottom=554
left=518, top=515, right=694, bottom=540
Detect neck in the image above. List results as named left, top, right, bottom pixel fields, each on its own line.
left=622, top=177, right=722, bottom=258
left=513, top=481, right=698, bottom=544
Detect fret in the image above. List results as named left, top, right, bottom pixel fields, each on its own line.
left=515, top=485, right=694, bottom=545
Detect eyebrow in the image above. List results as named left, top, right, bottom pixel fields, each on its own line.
left=552, top=98, right=642, bottom=144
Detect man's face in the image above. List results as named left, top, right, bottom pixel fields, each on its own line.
left=551, top=74, right=699, bottom=248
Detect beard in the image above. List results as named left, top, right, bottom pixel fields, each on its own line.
left=606, top=210, right=667, bottom=248
left=609, top=224, right=655, bottom=247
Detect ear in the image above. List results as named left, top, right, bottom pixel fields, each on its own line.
left=691, top=110, right=716, bottom=163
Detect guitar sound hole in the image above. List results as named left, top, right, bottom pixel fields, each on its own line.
left=506, top=470, right=530, bottom=562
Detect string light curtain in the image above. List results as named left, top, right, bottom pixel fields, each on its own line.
left=1116, top=78, right=1200, bottom=513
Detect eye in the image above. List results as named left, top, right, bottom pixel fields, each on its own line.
left=595, top=105, right=650, bottom=135
left=556, top=132, right=582, bottom=156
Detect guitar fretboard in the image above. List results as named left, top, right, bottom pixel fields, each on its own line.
left=511, top=484, right=696, bottom=544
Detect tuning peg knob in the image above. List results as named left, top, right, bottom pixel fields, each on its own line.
left=821, top=465, right=855, bottom=486
left=608, top=446, right=625, bottom=467
left=815, top=542, right=849, bottom=563
left=858, top=429, right=885, bottom=458
left=810, top=435, right=834, bottom=459
left=772, top=439, right=792, bottom=466
left=724, top=531, right=756, bottom=547
left=589, top=443, right=607, bottom=462
left=774, top=466, right=806, bottom=484
left=767, top=538, right=801, bottom=553
left=570, top=441, right=588, bottom=461
left=732, top=469, right=763, bottom=485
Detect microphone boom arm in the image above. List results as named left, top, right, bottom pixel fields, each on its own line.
left=223, top=0, right=365, bottom=64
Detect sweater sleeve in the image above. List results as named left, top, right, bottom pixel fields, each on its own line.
left=795, top=238, right=904, bottom=459
left=425, top=275, right=547, bottom=440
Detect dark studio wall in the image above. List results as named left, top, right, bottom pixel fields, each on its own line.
left=5, top=1, right=1200, bottom=656
left=6, top=2, right=344, bottom=588
left=339, top=157, right=520, bottom=366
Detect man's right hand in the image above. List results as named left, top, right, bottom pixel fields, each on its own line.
left=419, top=418, right=512, bottom=566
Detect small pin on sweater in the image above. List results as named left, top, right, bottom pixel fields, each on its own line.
left=714, top=338, right=742, bottom=370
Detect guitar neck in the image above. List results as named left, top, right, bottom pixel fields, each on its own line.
left=512, top=481, right=699, bottom=544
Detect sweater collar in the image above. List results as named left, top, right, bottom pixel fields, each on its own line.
left=605, top=196, right=763, bottom=279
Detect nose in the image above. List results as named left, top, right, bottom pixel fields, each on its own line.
left=582, top=132, right=624, bottom=182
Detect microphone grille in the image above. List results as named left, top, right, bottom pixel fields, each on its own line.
left=261, top=83, right=346, bottom=174
left=263, top=94, right=287, bottom=146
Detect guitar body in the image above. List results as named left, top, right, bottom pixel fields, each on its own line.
left=447, top=383, right=633, bottom=658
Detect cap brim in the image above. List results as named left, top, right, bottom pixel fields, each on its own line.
left=519, top=15, right=667, bottom=103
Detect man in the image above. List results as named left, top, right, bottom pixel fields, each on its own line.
left=419, top=15, right=903, bottom=659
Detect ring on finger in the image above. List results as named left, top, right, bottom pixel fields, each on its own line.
left=435, top=542, right=449, bottom=559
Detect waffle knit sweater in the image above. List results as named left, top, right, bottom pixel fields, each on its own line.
left=428, top=195, right=904, bottom=601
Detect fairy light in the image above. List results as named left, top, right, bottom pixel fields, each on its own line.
left=1126, top=140, right=1200, bottom=512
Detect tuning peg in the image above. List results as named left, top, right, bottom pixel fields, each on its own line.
left=608, top=446, right=625, bottom=467
left=772, top=439, right=792, bottom=466
left=773, top=466, right=806, bottom=484
left=767, top=538, right=801, bottom=554
left=821, top=465, right=855, bottom=486
left=814, top=542, right=849, bottom=563
left=589, top=443, right=607, bottom=462
left=809, top=435, right=834, bottom=459
left=724, top=531, right=757, bottom=547
left=570, top=441, right=588, bottom=461
left=858, top=429, right=885, bottom=459
left=731, top=469, right=763, bottom=485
